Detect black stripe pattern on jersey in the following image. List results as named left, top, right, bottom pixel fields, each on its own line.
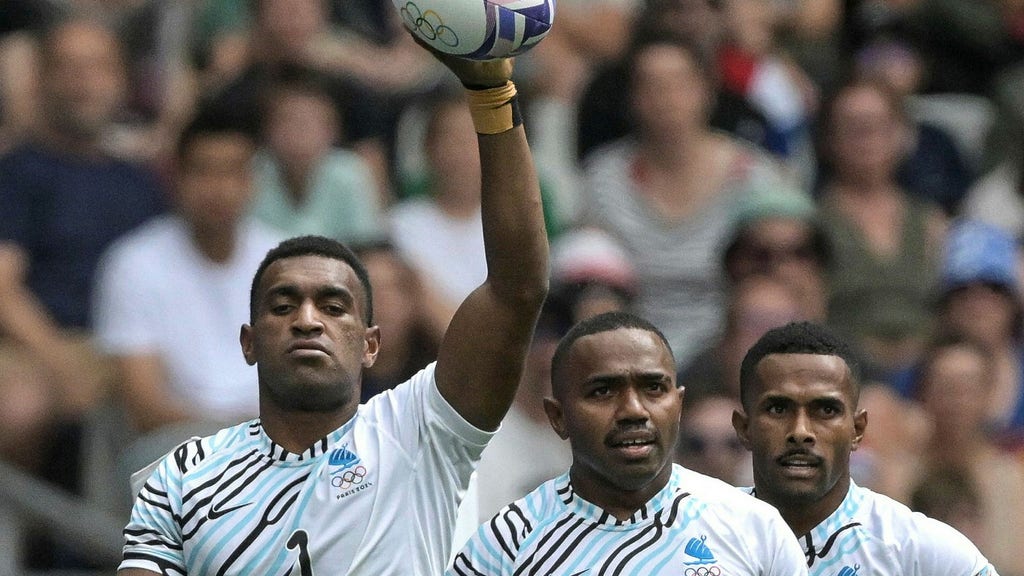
left=453, top=482, right=696, bottom=576
left=803, top=522, right=862, bottom=568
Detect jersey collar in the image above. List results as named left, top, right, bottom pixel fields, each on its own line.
left=251, top=417, right=357, bottom=464
left=557, top=465, right=688, bottom=527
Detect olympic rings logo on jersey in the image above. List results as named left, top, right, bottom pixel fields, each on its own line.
left=399, top=2, right=460, bottom=47
left=683, top=567, right=721, bottom=576
left=331, top=465, right=367, bottom=490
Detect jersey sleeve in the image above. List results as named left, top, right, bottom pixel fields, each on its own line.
left=362, top=363, right=497, bottom=574
left=118, top=453, right=187, bottom=574
left=909, top=515, right=1000, bottom=576
left=447, top=503, right=531, bottom=576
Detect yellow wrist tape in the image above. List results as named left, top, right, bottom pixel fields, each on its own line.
left=464, top=81, right=522, bottom=135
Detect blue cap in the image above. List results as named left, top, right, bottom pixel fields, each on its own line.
left=941, top=220, right=1020, bottom=295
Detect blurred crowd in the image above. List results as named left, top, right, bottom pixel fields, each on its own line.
left=2, top=0, right=1024, bottom=572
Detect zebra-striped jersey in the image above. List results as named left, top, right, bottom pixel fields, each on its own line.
left=119, top=363, right=493, bottom=576
left=743, top=482, right=999, bottom=576
left=449, top=464, right=807, bottom=576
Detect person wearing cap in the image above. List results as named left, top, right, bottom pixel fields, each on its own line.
left=678, top=185, right=830, bottom=407
left=722, top=184, right=830, bottom=322
left=894, top=219, right=1024, bottom=446
left=547, top=227, right=639, bottom=326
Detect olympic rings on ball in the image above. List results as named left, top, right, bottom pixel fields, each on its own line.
left=400, top=2, right=460, bottom=47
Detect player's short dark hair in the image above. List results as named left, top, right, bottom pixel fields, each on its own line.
left=550, top=311, right=674, bottom=397
left=249, top=236, right=373, bottom=326
left=739, top=321, right=860, bottom=409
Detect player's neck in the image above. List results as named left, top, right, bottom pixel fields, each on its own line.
left=760, top=475, right=851, bottom=537
left=569, top=463, right=672, bottom=522
left=260, top=403, right=359, bottom=454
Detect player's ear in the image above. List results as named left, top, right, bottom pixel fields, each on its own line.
left=732, top=408, right=752, bottom=451
left=240, top=324, right=256, bottom=366
left=851, top=408, right=868, bottom=450
left=543, top=397, right=568, bottom=440
left=362, top=325, right=381, bottom=368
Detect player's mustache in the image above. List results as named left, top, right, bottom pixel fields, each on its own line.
left=605, top=423, right=659, bottom=446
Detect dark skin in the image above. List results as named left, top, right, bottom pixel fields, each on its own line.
left=120, top=37, right=549, bottom=576
left=732, top=353, right=867, bottom=536
left=544, top=328, right=683, bottom=521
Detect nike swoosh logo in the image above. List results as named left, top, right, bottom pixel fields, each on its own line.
left=568, top=571, right=589, bottom=576
left=207, top=501, right=253, bottom=519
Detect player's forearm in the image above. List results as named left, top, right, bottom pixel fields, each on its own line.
left=477, top=124, right=549, bottom=306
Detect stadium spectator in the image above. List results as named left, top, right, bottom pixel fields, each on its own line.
left=912, top=334, right=1024, bottom=574
left=547, top=227, right=638, bottom=325
left=576, top=0, right=774, bottom=162
left=675, top=393, right=752, bottom=486
left=722, top=183, right=830, bottom=322
left=197, top=0, right=402, bottom=204
left=717, top=0, right=818, bottom=181
left=252, top=69, right=384, bottom=244
left=851, top=37, right=975, bottom=215
left=578, top=28, right=792, bottom=367
left=892, top=220, right=1024, bottom=445
left=389, top=90, right=488, bottom=319
left=815, top=78, right=945, bottom=375
left=0, top=15, right=167, bottom=569
left=93, top=111, right=284, bottom=472
left=680, top=274, right=806, bottom=405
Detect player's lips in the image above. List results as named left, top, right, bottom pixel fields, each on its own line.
left=607, top=429, right=658, bottom=458
left=776, top=451, right=822, bottom=477
left=287, top=340, right=331, bottom=356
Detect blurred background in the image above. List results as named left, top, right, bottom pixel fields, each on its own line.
left=2, top=0, right=1024, bottom=573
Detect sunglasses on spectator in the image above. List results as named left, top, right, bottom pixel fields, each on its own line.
left=734, top=242, right=817, bottom=265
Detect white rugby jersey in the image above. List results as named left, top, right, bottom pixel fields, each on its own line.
left=449, top=463, right=808, bottom=576
left=743, top=482, right=999, bottom=576
left=119, top=363, right=493, bottom=575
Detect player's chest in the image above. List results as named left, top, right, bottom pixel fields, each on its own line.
left=516, top=529, right=758, bottom=576
left=179, top=442, right=408, bottom=573
left=805, top=525, right=900, bottom=576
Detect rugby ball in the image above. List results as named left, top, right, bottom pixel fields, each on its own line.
left=395, top=0, right=555, bottom=60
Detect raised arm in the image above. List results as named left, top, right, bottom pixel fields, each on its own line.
left=429, top=55, right=550, bottom=431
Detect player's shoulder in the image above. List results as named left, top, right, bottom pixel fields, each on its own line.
left=848, top=483, right=985, bottom=556
left=359, top=362, right=438, bottom=417
left=135, top=421, right=256, bottom=486
left=675, top=466, right=775, bottom=516
left=847, top=481, right=999, bottom=569
left=847, top=483, right=930, bottom=531
left=483, top=474, right=567, bottom=535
